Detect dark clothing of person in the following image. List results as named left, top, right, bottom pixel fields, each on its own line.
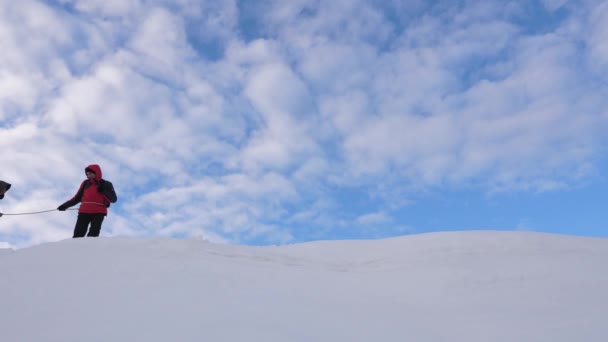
left=73, top=213, right=105, bottom=238
left=0, top=180, right=10, bottom=217
left=0, top=180, right=11, bottom=199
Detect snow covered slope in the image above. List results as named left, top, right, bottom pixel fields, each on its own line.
left=1, top=231, right=606, bottom=341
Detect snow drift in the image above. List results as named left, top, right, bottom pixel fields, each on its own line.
left=1, top=231, right=607, bottom=341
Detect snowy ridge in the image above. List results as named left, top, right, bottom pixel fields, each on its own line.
left=1, top=231, right=607, bottom=342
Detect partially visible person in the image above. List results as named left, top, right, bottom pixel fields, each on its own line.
left=0, top=180, right=11, bottom=217
left=0, top=180, right=11, bottom=200
left=57, top=165, right=117, bottom=238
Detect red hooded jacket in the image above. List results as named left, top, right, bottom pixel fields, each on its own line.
left=60, top=164, right=118, bottom=215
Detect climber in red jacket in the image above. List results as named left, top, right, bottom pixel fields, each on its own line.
left=57, top=164, right=117, bottom=238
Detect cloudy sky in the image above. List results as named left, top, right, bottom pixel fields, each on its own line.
left=1, top=0, right=607, bottom=248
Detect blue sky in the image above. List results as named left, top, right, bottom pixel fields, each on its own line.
left=1, top=0, right=607, bottom=248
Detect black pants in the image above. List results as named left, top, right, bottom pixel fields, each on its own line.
left=73, top=213, right=105, bottom=238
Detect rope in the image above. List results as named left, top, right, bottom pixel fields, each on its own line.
left=0, top=208, right=78, bottom=216
left=0, top=202, right=105, bottom=216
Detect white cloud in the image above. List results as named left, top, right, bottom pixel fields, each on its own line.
left=0, top=0, right=78, bottom=120
left=245, top=63, right=312, bottom=118
left=587, top=1, right=608, bottom=76
left=541, top=0, right=570, bottom=11
left=293, top=1, right=607, bottom=191
left=240, top=62, right=319, bottom=172
left=58, top=0, right=143, bottom=18
left=225, top=39, right=284, bottom=66
left=128, top=7, right=194, bottom=78
left=356, top=211, right=391, bottom=226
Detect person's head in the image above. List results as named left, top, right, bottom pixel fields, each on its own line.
left=85, top=165, right=102, bottom=180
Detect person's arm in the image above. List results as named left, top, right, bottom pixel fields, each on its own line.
left=98, top=180, right=117, bottom=204
left=57, top=181, right=85, bottom=210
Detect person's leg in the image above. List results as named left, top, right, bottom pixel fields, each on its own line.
left=73, top=213, right=92, bottom=238
left=86, top=214, right=105, bottom=237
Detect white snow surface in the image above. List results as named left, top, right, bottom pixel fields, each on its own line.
left=1, top=231, right=607, bottom=342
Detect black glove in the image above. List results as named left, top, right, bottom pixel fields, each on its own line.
left=57, top=204, right=68, bottom=211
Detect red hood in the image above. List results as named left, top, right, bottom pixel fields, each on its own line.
left=85, top=164, right=102, bottom=181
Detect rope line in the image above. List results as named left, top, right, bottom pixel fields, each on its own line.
left=0, top=208, right=78, bottom=216
left=0, top=202, right=105, bottom=216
